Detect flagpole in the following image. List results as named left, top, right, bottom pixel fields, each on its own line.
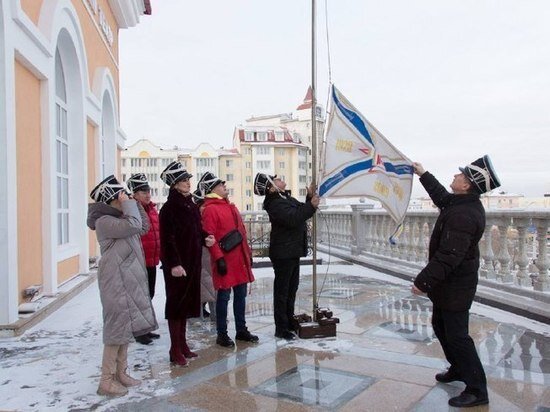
left=311, top=0, right=319, bottom=319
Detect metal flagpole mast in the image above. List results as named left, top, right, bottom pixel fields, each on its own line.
left=311, top=0, right=318, bottom=319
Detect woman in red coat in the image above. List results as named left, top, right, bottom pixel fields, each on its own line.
left=159, top=162, right=214, bottom=366
left=199, top=172, right=258, bottom=348
left=127, top=173, right=161, bottom=345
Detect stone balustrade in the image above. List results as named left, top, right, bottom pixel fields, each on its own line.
left=317, top=206, right=550, bottom=293
left=241, top=207, right=550, bottom=322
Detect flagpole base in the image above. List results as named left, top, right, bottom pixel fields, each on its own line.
left=292, top=309, right=339, bottom=339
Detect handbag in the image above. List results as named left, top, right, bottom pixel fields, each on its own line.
left=218, top=229, right=243, bottom=252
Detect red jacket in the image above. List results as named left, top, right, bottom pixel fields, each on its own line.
left=140, top=202, right=160, bottom=267
left=201, top=196, right=254, bottom=290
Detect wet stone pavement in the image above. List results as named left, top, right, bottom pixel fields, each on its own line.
left=0, top=258, right=549, bottom=411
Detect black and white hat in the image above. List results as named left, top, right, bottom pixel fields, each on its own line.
left=192, top=188, right=205, bottom=206
left=160, top=161, right=192, bottom=186
left=90, top=175, right=125, bottom=204
left=459, top=155, right=501, bottom=194
left=197, top=171, right=224, bottom=196
left=126, top=173, right=150, bottom=193
left=254, top=173, right=277, bottom=196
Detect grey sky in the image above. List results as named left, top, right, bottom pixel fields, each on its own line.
left=120, top=0, right=550, bottom=197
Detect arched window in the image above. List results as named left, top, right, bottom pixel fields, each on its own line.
left=55, top=49, right=69, bottom=246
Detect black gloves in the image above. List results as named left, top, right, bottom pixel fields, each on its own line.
left=217, top=258, right=227, bottom=276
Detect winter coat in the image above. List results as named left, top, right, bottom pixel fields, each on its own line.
left=414, top=172, right=485, bottom=311
left=200, top=247, right=216, bottom=303
left=263, top=191, right=316, bottom=259
left=140, top=201, right=160, bottom=268
left=87, top=200, right=158, bottom=345
left=201, top=196, right=254, bottom=290
left=159, top=189, right=202, bottom=319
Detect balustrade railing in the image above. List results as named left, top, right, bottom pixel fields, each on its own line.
left=317, top=206, right=550, bottom=293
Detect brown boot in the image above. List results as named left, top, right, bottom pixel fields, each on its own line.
left=116, top=343, right=141, bottom=387
left=97, top=345, right=129, bottom=397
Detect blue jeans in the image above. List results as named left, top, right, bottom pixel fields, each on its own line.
left=216, top=283, right=247, bottom=334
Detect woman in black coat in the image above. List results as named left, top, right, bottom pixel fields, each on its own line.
left=255, top=174, right=319, bottom=340
left=159, top=162, right=213, bottom=366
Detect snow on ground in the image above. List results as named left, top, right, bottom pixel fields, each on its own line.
left=0, top=254, right=547, bottom=411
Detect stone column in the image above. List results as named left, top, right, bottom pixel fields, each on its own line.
left=496, top=218, right=513, bottom=283
left=514, top=218, right=531, bottom=287
left=533, top=218, right=549, bottom=292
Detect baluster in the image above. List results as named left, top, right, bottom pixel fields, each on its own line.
left=480, top=221, right=496, bottom=280
left=373, top=215, right=382, bottom=255
left=415, top=217, right=426, bottom=263
left=514, top=218, right=531, bottom=287
left=496, top=218, right=513, bottom=283
left=397, top=218, right=408, bottom=260
left=406, top=217, right=417, bottom=261
left=533, top=219, right=549, bottom=291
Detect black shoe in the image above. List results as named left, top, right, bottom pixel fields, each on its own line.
left=135, top=334, right=153, bottom=345
left=216, top=333, right=235, bottom=348
left=235, top=329, right=259, bottom=343
left=435, top=368, right=463, bottom=383
left=448, top=391, right=489, bottom=407
left=147, top=332, right=160, bottom=339
left=275, top=330, right=296, bottom=340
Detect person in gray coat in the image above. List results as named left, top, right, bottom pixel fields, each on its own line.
left=87, top=175, right=159, bottom=397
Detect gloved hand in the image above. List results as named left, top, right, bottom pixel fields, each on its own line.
left=217, top=258, right=227, bottom=276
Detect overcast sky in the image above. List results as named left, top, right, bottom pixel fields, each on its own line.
left=119, top=0, right=550, bottom=197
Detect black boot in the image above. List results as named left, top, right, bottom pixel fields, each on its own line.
left=235, top=329, right=259, bottom=342
left=435, top=368, right=463, bottom=383
left=448, top=391, right=488, bottom=407
left=216, top=332, right=235, bottom=348
left=275, top=330, right=296, bottom=340
left=135, top=334, right=153, bottom=345
left=147, top=332, right=160, bottom=339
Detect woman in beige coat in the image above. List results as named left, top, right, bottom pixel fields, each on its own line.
left=87, top=175, right=158, bottom=397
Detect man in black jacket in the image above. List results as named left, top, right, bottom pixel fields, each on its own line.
left=412, top=155, right=500, bottom=408
left=254, top=173, right=320, bottom=340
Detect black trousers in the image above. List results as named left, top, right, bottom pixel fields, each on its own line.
left=271, top=257, right=300, bottom=333
left=146, top=266, right=157, bottom=299
left=432, top=306, right=487, bottom=395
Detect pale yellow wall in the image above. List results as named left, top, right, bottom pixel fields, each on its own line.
left=15, top=60, right=43, bottom=303
left=87, top=121, right=98, bottom=257
left=74, top=0, right=120, bottom=96
left=57, top=256, right=79, bottom=284
left=20, top=0, right=42, bottom=24
left=20, top=1, right=120, bottom=96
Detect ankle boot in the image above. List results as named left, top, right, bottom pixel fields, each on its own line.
left=180, top=320, right=198, bottom=358
left=97, top=345, right=129, bottom=397
left=168, top=319, right=188, bottom=366
left=116, top=344, right=141, bottom=387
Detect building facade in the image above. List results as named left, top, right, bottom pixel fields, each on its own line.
left=232, top=87, right=325, bottom=211
left=121, top=89, right=324, bottom=212
left=0, top=0, right=150, bottom=325
left=121, top=140, right=242, bottom=209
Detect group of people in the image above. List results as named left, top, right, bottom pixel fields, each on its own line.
left=87, top=161, right=320, bottom=397
left=87, top=152, right=500, bottom=408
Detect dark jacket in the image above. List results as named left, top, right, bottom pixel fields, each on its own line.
left=201, top=196, right=254, bottom=290
left=140, top=201, right=160, bottom=267
left=263, top=191, right=316, bottom=260
left=414, top=172, right=485, bottom=311
left=159, top=189, right=203, bottom=319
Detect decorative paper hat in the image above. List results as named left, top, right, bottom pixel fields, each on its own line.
left=197, top=171, right=224, bottom=195
left=160, top=161, right=192, bottom=186
left=459, top=155, right=501, bottom=194
left=90, top=175, right=125, bottom=204
left=253, top=173, right=277, bottom=196
left=126, top=173, right=150, bottom=193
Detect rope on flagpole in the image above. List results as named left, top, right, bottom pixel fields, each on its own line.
left=324, top=0, right=333, bottom=85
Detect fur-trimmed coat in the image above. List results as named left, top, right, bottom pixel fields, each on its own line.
left=159, top=189, right=202, bottom=319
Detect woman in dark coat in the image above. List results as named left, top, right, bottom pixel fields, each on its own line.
left=255, top=174, right=319, bottom=340
left=159, top=161, right=214, bottom=366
